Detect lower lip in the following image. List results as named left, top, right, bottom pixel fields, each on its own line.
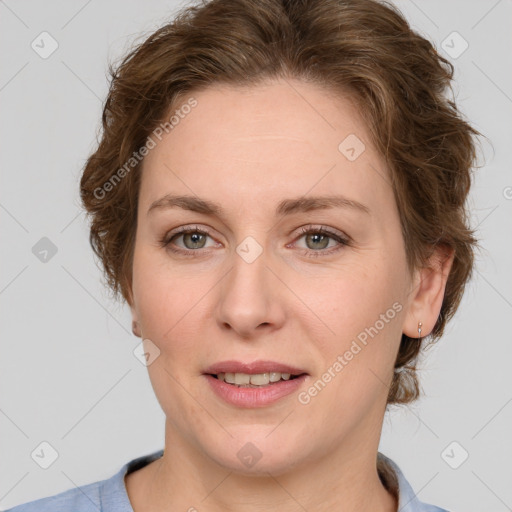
left=204, top=374, right=307, bottom=408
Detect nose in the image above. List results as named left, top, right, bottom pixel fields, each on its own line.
left=215, top=242, right=286, bottom=339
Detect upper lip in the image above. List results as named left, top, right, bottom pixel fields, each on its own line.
left=204, top=360, right=308, bottom=376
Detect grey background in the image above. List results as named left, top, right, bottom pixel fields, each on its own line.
left=1, top=0, right=511, bottom=510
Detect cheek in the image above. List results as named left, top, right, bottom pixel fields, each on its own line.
left=297, top=272, right=405, bottom=428
left=303, top=258, right=404, bottom=346
left=129, top=223, right=213, bottom=412
left=131, top=247, right=213, bottom=361
left=297, top=257, right=407, bottom=414
left=131, top=250, right=213, bottom=419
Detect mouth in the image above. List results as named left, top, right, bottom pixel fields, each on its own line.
left=203, top=362, right=309, bottom=407
left=203, top=360, right=309, bottom=389
left=207, top=371, right=305, bottom=388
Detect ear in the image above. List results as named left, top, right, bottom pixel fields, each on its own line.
left=127, top=287, right=142, bottom=338
left=131, top=314, right=142, bottom=338
left=403, top=244, right=455, bottom=339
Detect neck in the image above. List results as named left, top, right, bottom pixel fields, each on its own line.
left=126, top=419, right=397, bottom=512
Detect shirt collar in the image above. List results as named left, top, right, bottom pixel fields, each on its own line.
left=377, top=451, right=443, bottom=511
left=104, top=449, right=440, bottom=512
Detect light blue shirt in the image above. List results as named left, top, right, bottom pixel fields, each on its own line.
left=4, top=450, right=449, bottom=511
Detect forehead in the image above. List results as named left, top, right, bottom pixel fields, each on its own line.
left=139, top=79, right=391, bottom=217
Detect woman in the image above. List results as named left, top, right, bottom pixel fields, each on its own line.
left=6, top=0, right=481, bottom=510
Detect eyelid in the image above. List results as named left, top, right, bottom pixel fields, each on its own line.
left=290, top=224, right=350, bottom=244
left=162, top=225, right=218, bottom=248
left=161, top=223, right=350, bottom=256
left=288, top=225, right=350, bottom=256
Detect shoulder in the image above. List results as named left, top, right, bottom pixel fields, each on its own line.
left=3, top=449, right=164, bottom=512
left=3, top=479, right=105, bottom=512
left=377, top=452, right=452, bottom=512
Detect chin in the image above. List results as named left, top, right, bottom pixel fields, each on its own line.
left=200, top=426, right=313, bottom=476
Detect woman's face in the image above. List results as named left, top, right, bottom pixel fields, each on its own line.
left=129, top=79, right=419, bottom=474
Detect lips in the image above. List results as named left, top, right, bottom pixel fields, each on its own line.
left=203, top=359, right=307, bottom=376
left=203, top=361, right=309, bottom=407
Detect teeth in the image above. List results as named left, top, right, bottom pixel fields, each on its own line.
left=234, top=373, right=251, bottom=385
left=250, top=373, right=269, bottom=385
left=217, top=372, right=296, bottom=386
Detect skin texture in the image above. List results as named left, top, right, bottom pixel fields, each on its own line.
left=125, top=78, right=454, bottom=512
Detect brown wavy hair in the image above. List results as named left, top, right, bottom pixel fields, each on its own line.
left=79, top=0, right=482, bottom=405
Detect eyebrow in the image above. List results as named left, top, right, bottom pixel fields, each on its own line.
left=147, top=193, right=370, bottom=218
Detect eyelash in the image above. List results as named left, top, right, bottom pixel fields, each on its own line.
left=159, top=225, right=350, bottom=258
